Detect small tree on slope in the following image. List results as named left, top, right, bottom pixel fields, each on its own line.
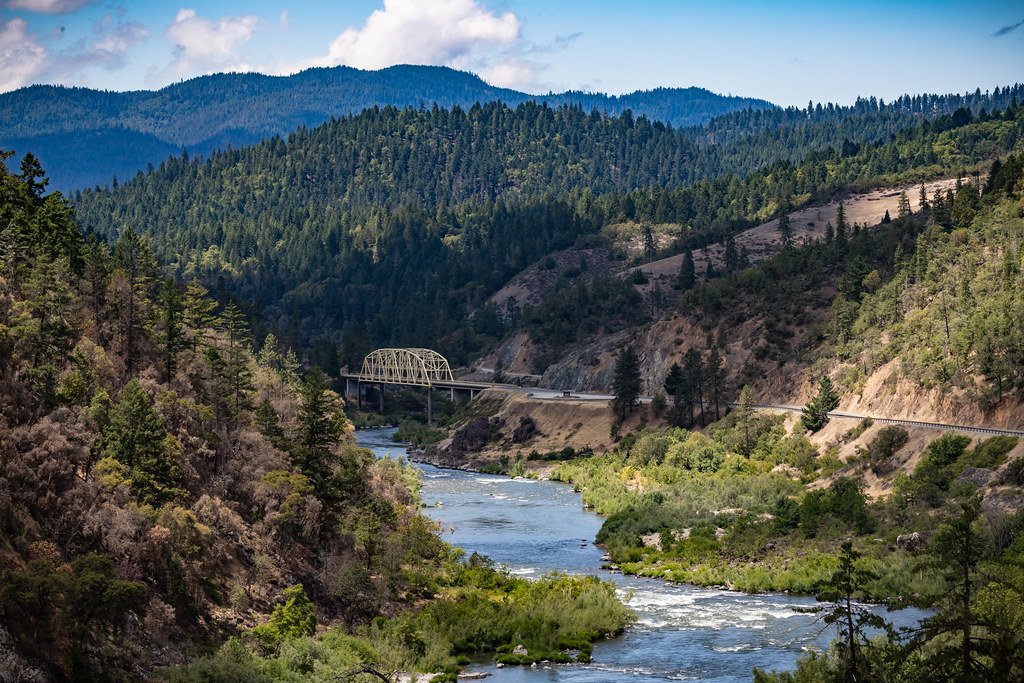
left=802, top=375, right=840, bottom=433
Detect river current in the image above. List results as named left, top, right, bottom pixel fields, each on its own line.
left=357, top=428, right=927, bottom=682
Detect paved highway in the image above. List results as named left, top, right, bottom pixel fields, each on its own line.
left=341, top=372, right=1024, bottom=437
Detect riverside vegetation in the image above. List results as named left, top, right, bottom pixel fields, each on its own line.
left=0, top=157, right=631, bottom=680
left=551, top=418, right=1024, bottom=680
left=548, top=157, right=1024, bottom=679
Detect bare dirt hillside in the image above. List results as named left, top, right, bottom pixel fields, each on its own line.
left=415, top=389, right=656, bottom=470
left=629, top=177, right=961, bottom=297
left=482, top=177, right=962, bottom=379
left=488, top=222, right=681, bottom=314
left=489, top=246, right=618, bottom=312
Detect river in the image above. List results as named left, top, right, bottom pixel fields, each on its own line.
left=357, top=428, right=927, bottom=682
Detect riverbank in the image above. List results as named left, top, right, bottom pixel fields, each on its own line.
left=160, top=428, right=633, bottom=681
left=358, top=428, right=934, bottom=682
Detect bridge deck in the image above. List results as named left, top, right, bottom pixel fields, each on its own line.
left=339, top=373, right=494, bottom=391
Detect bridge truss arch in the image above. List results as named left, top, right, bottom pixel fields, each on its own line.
left=359, top=348, right=454, bottom=387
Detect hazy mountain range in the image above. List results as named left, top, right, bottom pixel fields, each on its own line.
left=0, top=64, right=773, bottom=191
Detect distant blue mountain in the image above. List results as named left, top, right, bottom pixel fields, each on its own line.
left=0, top=65, right=774, bottom=191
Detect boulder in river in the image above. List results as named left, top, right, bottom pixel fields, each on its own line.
left=512, top=644, right=528, bottom=656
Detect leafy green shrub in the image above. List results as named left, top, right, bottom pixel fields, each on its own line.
left=800, top=477, right=874, bottom=537
left=866, top=426, right=909, bottom=474
left=957, top=436, right=1018, bottom=472
left=842, top=417, right=873, bottom=443
left=246, top=584, right=317, bottom=652
left=1, top=553, right=146, bottom=646
left=664, top=433, right=726, bottom=472
left=1002, top=458, right=1024, bottom=486
left=896, top=434, right=971, bottom=507
left=394, top=420, right=446, bottom=446
left=775, top=434, right=819, bottom=473
left=526, top=446, right=593, bottom=461
left=631, top=433, right=673, bottom=465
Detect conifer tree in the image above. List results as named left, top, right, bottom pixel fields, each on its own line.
left=182, top=279, right=217, bottom=352
left=81, top=236, right=110, bottom=330
left=111, top=229, right=155, bottom=376
left=642, top=224, right=656, bottom=261
left=219, top=303, right=254, bottom=422
left=705, top=258, right=718, bottom=280
left=33, top=194, right=83, bottom=273
left=257, top=332, right=283, bottom=369
left=103, top=379, right=183, bottom=505
left=801, top=375, right=841, bottom=432
left=676, top=248, right=696, bottom=290
left=663, top=362, right=686, bottom=427
left=611, top=345, right=642, bottom=420
left=158, top=278, right=184, bottom=384
left=835, top=201, right=848, bottom=251
left=18, top=152, right=48, bottom=199
left=683, top=347, right=706, bottom=426
left=293, top=369, right=346, bottom=504
left=255, top=397, right=289, bottom=451
left=897, top=190, right=913, bottom=219
left=705, top=346, right=727, bottom=421
left=904, top=498, right=1018, bottom=680
left=777, top=209, right=793, bottom=247
left=807, top=542, right=890, bottom=681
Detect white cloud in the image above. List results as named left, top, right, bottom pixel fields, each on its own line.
left=161, top=8, right=259, bottom=79
left=475, top=57, right=538, bottom=91
left=296, top=0, right=540, bottom=89
left=0, top=18, right=48, bottom=91
left=279, top=9, right=289, bottom=29
left=6, top=0, right=92, bottom=14
left=0, top=11, right=149, bottom=92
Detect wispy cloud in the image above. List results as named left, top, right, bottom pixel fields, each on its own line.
left=993, top=18, right=1024, bottom=37
left=0, top=18, right=48, bottom=91
left=5, top=0, right=92, bottom=14
left=0, top=11, right=147, bottom=92
left=292, top=0, right=546, bottom=90
left=154, top=8, right=259, bottom=82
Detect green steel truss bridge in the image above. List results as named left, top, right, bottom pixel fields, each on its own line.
left=340, top=348, right=491, bottom=423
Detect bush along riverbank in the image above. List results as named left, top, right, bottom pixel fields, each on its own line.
left=549, top=411, right=1024, bottom=678
left=162, top=548, right=632, bottom=682
left=551, top=410, right=1023, bottom=600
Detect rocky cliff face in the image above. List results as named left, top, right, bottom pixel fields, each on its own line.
left=413, top=389, right=650, bottom=470
left=0, top=626, right=50, bottom=683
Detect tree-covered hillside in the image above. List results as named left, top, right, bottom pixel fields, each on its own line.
left=0, top=64, right=773, bottom=191
left=0, top=153, right=631, bottom=680
left=72, top=95, right=1024, bottom=370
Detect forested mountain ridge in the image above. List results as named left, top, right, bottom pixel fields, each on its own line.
left=0, top=64, right=773, bottom=191
left=72, top=92, right=1024, bottom=372
left=0, top=154, right=630, bottom=680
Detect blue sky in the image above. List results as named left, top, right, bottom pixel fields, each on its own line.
left=1, top=0, right=1021, bottom=105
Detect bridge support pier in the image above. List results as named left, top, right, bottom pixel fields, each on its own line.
left=379, top=383, right=384, bottom=412
left=427, top=388, right=433, bottom=427
left=356, top=381, right=362, bottom=410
